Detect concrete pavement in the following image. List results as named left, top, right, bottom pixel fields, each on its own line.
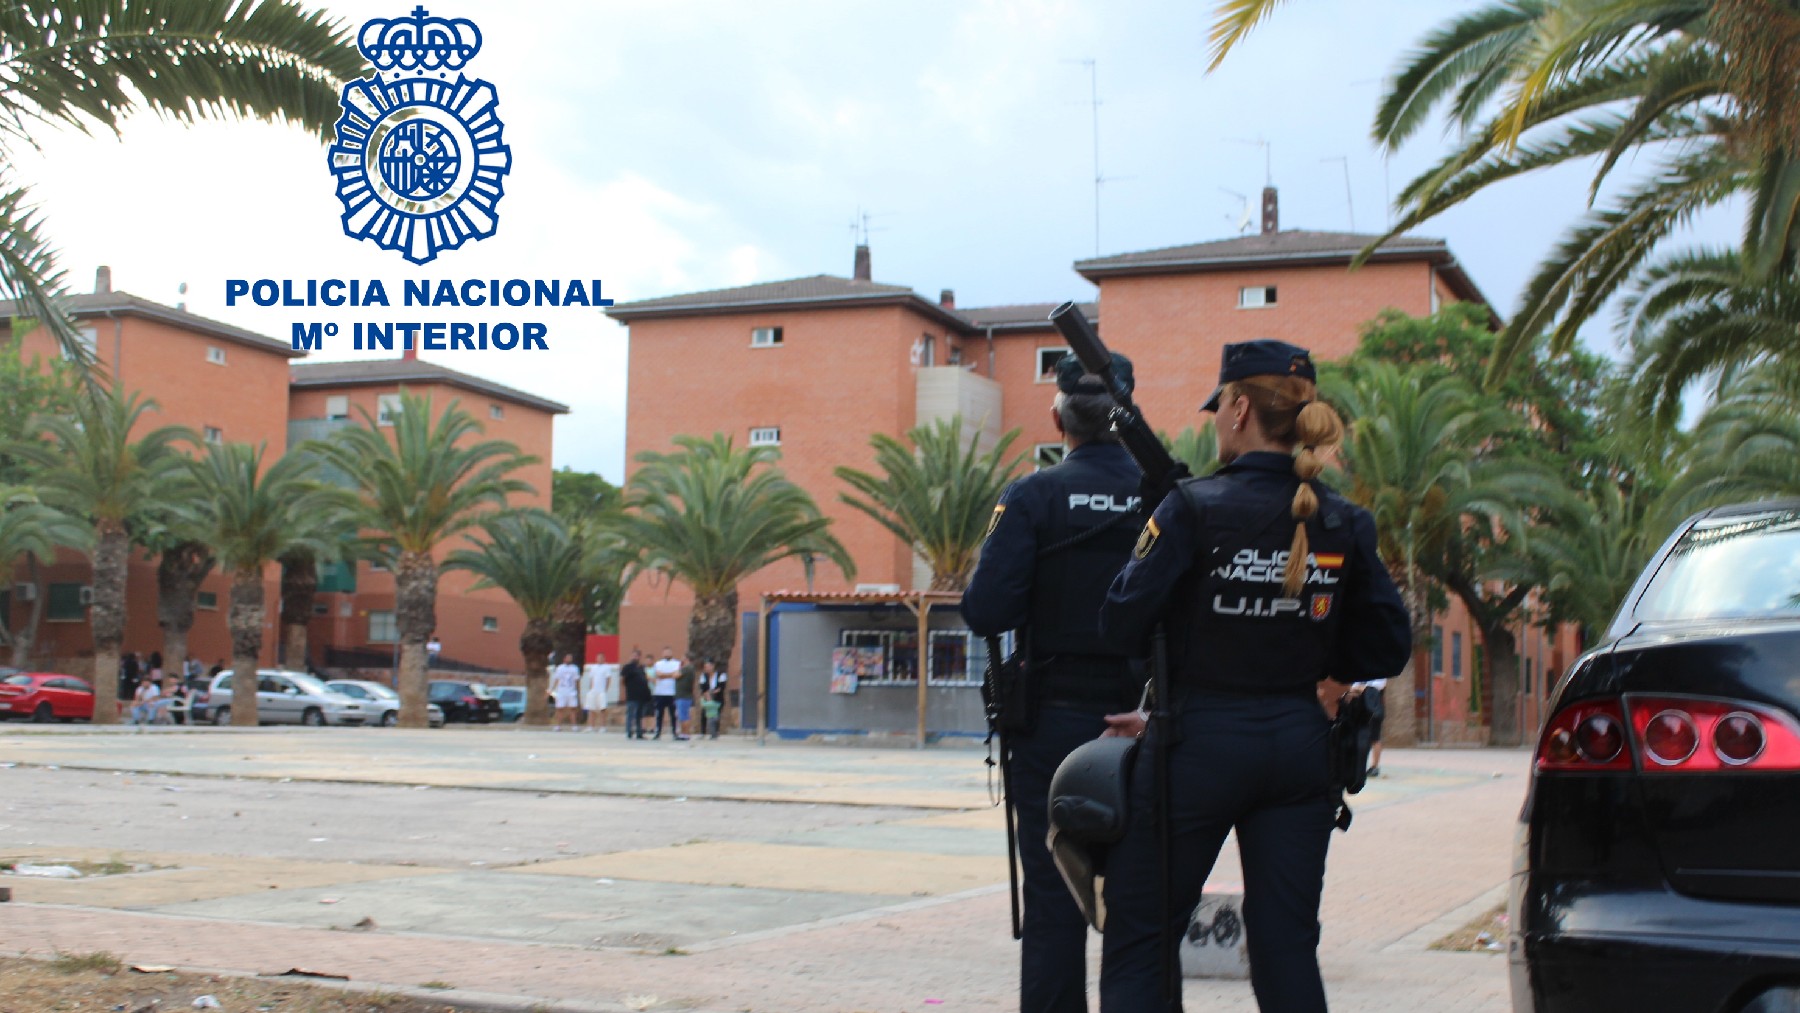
left=0, top=725, right=1525, bottom=1011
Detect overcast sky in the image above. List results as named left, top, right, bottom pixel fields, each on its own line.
left=15, top=0, right=1739, bottom=481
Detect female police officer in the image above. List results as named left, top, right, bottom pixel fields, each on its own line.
left=1095, top=339, right=1409, bottom=1012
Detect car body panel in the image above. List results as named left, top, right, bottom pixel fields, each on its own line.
left=208, top=670, right=368, bottom=726
left=1514, top=500, right=1800, bottom=1012
left=427, top=680, right=502, bottom=723
left=324, top=680, right=444, bottom=727
left=0, top=672, right=95, bottom=721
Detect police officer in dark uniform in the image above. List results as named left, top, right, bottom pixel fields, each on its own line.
left=1095, top=340, right=1410, bottom=1012
left=964, top=352, right=1147, bottom=1013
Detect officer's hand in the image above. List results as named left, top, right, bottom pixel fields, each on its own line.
left=1101, top=710, right=1146, bottom=739
left=1317, top=680, right=1345, bottom=721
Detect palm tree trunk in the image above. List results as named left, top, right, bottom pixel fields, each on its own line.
left=157, top=542, right=214, bottom=687
left=10, top=553, right=45, bottom=668
left=1484, top=635, right=1523, bottom=747
left=521, top=618, right=554, bottom=726
left=228, top=568, right=264, bottom=726
left=89, top=523, right=130, bottom=725
left=279, top=552, right=318, bottom=670
left=687, top=589, right=739, bottom=670
left=552, top=598, right=586, bottom=669
left=394, top=550, right=437, bottom=728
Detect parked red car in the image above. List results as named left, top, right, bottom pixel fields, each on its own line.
left=0, top=670, right=95, bottom=722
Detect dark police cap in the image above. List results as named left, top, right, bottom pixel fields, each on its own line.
left=1055, top=351, right=1134, bottom=396
left=1199, top=339, right=1316, bottom=413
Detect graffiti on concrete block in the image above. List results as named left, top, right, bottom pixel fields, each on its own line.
left=1186, top=903, right=1243, bottom=949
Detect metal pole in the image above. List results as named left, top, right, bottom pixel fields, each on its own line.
left=757, top=598, right=771, bottom=746
left=915, top=597, right=931, bottom=749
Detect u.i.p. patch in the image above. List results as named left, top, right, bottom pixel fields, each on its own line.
left=1133, top=517, right=1160, bottom=560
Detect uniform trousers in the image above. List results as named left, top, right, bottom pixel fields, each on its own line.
left=1099, top=693, right=1336, bottom=1012
left=1010, top=705, right=1111, bottom=1013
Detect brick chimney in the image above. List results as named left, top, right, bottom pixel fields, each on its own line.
left=853, top=244, right=872, bottom=282
left=939, top=288, right=955, bottom=309
left=94, top=265, right=112, bottom=294
left=1261, top=187, right=1279, bottom=235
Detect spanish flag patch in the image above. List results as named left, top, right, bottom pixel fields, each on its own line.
left=1134, top=517, right=1160, bottom=560
left=1311, top=553, right=1345, bottom=569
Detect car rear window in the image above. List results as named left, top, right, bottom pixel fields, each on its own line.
left=1636, top=507, right=1800, bottom=622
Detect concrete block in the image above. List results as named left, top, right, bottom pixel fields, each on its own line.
left=1181, top=889, right=1247, bottom=979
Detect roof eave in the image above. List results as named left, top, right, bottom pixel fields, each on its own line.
left=1073, top=246, right=1448, bottom=283
left=3, top=298, right=303, bottom=358
left=289, top=369, right=569, bottom=414
left=607, top=291, right=972, bottom=332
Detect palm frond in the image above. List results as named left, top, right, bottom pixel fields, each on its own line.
left=1206, top=0, right=1291, bottom=72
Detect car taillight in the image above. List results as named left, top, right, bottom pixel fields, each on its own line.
left=1536, top=699, right=1631, bottom=772
left=461, top=696, right=477, bottom=706
left=1625, top=695, right=1800, bottom=772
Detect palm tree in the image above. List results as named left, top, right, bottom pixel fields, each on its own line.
left=310, top=391, right=533, bottom=727
left=12, top=390, right=188, bottom=722
left=1206, top=0, right=1293, bottom=70
left=614, top=434, right=852, bottom=668
left=1161, top=424, right=1223, bottom=478
left=1662, top=361, right=1800, bottom=512
left=1335, top=362, right=1554, bottom=745
left=186, top=441, right=342, bottom=725
left=1359, top=1, right=1800, bottom=382
left=0, top=485, right=85, bottom=663
left=1620, top=248, right=1800, bottom=423
left=834, top=417, right=1024, bottom=592
left=447, top=511, right=586, bottom=726
left=0, top=0, right=364, bottom=372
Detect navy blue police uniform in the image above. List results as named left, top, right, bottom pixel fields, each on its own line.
left=964, top=354, right=1146, bottom=1013
left=1095, top=344, right=1410, bottom=1013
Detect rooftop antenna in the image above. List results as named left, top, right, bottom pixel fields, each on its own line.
left=1322, top=156, right=1354, bottom=231
left=847, top=206, right=891, bottom=246
left=1230, top=136, right=1272, bottom=186
left=1219, top=187, right=1254, bottom=235
left=1064, top=58, right=1106, bottom=255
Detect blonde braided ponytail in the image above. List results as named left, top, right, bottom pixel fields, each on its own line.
left=1227, top=376, right=1345, bottom=596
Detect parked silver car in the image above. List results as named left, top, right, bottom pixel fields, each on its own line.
left=324, top=679, right=445, bottom=727
left=208, top=670, right=369, bottom=726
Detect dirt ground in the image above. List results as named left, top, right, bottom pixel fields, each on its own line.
left=1430, top=904, right=1509, bottom=953
left=0, top=954, right=494, bottom=1013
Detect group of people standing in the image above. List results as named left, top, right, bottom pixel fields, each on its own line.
left=616, top=647, right=729, bottom=741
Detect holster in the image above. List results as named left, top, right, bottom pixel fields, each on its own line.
left=1327, top=689, right=1375, bottom=830
left=981, top=648, right=1036, bottom=736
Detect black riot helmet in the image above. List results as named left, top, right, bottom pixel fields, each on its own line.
left=1046, top=736, right=1138, bottom=931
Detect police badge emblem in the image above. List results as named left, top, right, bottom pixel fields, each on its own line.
left=328, top=7, right=513, bottom=264
left=1310, top=593, right=1334, bottom=622
left=1133, top=517, right=1160, bottom=560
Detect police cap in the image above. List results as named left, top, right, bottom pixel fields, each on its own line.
left=1055, top=351, right=1134, bottom=396
left=1199, top=339, right=1316, bottom=413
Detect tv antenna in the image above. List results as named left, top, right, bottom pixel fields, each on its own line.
left=1229, top=136, right=1272, bottom=186
left=1219, top=188, right=1254, bottom=234
left=1064, top=58, right=1111, bottom=255
left=1322, top=155, right=1354, bottom=231
left=847, top=206, right=891, bottom=246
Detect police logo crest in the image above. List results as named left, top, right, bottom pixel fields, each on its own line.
left=1310, top=593, right=1334, bottom=622
left=328, top=7, right=513, bottom=264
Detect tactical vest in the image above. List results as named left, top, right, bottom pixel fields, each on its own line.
left=1168, top=472, right=1360, bottom=696
left=1026, top=454, right=1143, bottom=707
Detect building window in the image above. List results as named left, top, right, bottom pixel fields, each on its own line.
left=64, top=327, right=98, bottom=362
left=751, top=326, right=783, bottom=347
left=1524, top=656, right=1533, bottom=695
left=489, top=404, right=504, bottom=420
left=1430, top=624, right=1443, bottom=676
left=368, top=610, right=398, bottom=643
left=1033, top=442, right=1065, bottom=470
left=915, top=334, right=935, bottom=366
left=46, top=582, right=87, bottom=622
left=1451, top=631, right=1464, bottom=680
left=325, top=395, right=349, bottom=421
left=1430, top=285, right=1443, bottom=314
left=203, top=426, right=223, bottom=444
left=206, top=346, right=227, bottom=365
left=837, top=629, right=920, bottom=685
left=482, top=616, right=499, bottom=632
left=377, top=393, right=403, bottom=426
left=927, top=630, right=986, bottom=687
left=197, top=591, right=219, bottom=611
left=368, top=560, right=387, bottom=573
left=1238, top=286, right=1278, bottom=309
left=1036, top=346, right=1071, bottom=382
left=748, top=426, right=781, bottom=447
left=312, top=602, right=330, bottom=616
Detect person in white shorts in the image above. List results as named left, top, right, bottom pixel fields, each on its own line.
left=550, top=654, right=581, bottom=730
left=582, top=655, right=613, bottom=732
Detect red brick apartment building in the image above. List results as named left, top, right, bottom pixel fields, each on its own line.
left=607, top=192, right=1578, bottom=742
left=1, top=268, right=565, bottom=681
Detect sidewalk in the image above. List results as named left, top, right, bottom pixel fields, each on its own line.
left=0, top=729, right=1525, bottom=1011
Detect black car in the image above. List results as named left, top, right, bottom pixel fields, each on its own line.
left=427, top=680, right=502, bottom=723
left=1513, top=499, right=1800, bottom=1012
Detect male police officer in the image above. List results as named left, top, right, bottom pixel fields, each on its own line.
left=964, top=352, right=1146, bottom=1013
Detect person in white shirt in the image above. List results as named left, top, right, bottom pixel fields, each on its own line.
left=550, top=654, right=581, bottom=731
left=697, top=659, right=728, bottom=739
left=131, top=677, right=162, bottom=731
left=1352, top=677, right=1389, bottom=777
left=651, top=646, right=683, bottom=741
left=582, top=655, right=613, bottom=732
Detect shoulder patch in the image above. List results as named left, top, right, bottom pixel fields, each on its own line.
left=1133, top=517, right=1160, bottom=560
left=985, top=503, right=1006, bottom=540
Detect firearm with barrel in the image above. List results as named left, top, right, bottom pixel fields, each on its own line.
left=1049, top=299, right=1189, bottom=1010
